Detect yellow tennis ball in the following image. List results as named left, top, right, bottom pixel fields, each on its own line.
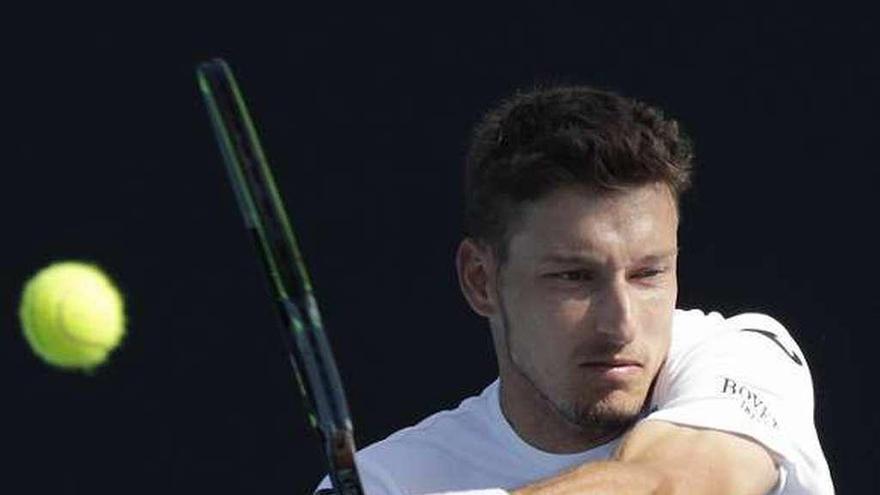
left=19, top=261, right=126, bottom=371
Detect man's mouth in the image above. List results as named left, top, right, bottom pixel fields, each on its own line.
left=579, top=359, right=643, bottom=380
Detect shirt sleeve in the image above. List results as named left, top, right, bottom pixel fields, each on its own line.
left=645, top=312, right=834, bottom=494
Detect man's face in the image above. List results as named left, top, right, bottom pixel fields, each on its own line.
left=493, top=183, right=678, bottom=431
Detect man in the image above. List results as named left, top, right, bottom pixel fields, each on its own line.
left=317, top=86, right=834, bottom=494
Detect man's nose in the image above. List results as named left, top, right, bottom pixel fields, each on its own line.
left=594, top=278, right=637, bottom=345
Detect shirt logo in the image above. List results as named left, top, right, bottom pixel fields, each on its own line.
left=720, top=377, right=780, bottom=429
left=740, top=328, right=803, bottom=366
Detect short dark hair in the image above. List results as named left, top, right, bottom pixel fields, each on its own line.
left=464, top=85, right=694, bottom=260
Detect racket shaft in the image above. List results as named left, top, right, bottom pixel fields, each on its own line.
left=197, top=59, right=362, bottom=495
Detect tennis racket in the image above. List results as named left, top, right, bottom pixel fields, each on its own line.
left=196, top=58, right=363, bottom=495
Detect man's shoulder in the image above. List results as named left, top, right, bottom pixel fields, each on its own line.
left=316, top=383, right=501, bottom=494
left=356, top=381, right=499, bottom=474
left=671, top=307, right=725, bottom=338
left=671, top=308, right=800, bottom=355
left=658, top=309, right=834, bottom=493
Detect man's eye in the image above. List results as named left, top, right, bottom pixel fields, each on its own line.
left=633, top=268, right=665, bottom=279
left=553, top=271, right=593, bottom=282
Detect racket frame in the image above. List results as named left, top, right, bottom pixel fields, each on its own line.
left=196, top=58, right=362, bottom=495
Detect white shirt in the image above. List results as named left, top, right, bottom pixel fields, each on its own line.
left=317, top=309, right=835, bottom=494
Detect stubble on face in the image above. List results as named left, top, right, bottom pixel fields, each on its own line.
left=498, top=293, right=647, bottom=433
left=491, top=183, right=678, bottom=453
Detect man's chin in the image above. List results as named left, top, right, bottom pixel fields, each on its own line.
left=568, top=391, right=645, bottom=431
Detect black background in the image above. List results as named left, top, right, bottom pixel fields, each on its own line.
left=3, top=4, right=876, bottom=493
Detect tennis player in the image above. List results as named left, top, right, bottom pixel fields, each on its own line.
left=316, top=86, right=834, bottom=494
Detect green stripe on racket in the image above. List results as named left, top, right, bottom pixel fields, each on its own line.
left=196, top=58, right=363, bottom=495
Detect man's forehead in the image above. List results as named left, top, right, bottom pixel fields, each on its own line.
left=506, top=185, right=679, bottom=259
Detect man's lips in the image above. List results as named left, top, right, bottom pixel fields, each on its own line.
left=580, top=358, right=643, bottom=368
left=579, top=359, right=643, bottom=379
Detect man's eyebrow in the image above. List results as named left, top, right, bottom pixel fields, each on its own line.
left=637, top=249, right=679, bottom=263
left=538, top=254, right=603, bottom=265
left=538, top=249, right=678, bottom=265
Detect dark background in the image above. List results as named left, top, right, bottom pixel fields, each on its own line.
left=2, top=4, right=875, bottom=493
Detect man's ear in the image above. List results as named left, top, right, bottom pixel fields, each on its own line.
left=456, top=238, right=498, bottom=317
